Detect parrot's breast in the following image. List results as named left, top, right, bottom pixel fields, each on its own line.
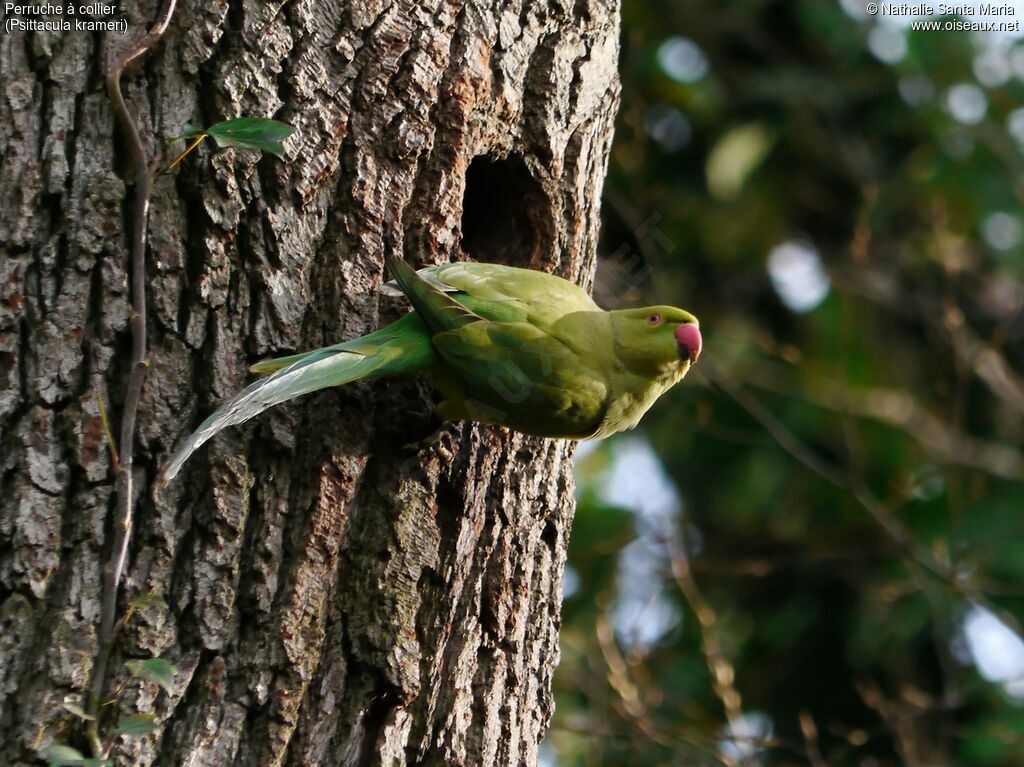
left=588, top=362, right=692, bottom=439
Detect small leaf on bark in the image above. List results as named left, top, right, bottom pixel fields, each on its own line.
left=125, top=657, right=178, bottom=693
left=204, top=118, right=295, bottom=158
left=113, top=713, right=158, bottom=737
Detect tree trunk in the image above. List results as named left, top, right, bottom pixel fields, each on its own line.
left=0, top=1, right=620, bottom=764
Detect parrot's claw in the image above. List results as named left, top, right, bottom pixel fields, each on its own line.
left=401, top=431, right=441, bottom=452
left=401, top=423, right=459, bottom=459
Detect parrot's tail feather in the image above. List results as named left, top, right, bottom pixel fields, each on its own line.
left=250, top=352, right=312, bottom=375
left=162, top=313, right=436, bottom=483
left=163, top=350, right=372, bottom=482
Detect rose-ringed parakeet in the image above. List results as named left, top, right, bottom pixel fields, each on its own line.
left=163, top=257, right=702, bottom=481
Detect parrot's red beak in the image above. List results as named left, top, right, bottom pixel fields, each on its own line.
left=675, top=323, right=702, bottom=364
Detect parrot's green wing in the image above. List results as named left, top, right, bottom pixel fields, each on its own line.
left=432, top=320, right=608, bottom=438
left=382, top=261, right=598, bottom=329
left=428, top=263, right=596, bottom=310
left=431, top=262, right=598, bottom=328
left=386, top=256, right=481, bottom=334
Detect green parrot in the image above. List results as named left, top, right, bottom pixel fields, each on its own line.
left=163, top=257, right=701, bottom=481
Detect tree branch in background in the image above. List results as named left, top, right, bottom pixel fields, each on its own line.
left=699, top=359, right=1024, bottom=640
left=663, top=522, right=747, bottom=751
left=594, top=615, right=735, bottom=766
left=833, top=267, right=1024, bottom=414
left=730, top=355, right=1024, bottom=482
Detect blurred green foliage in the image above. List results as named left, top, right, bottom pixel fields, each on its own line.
left=550, top=1, right=1024, bottom=765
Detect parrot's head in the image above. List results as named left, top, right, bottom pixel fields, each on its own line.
left=610, top=306, right=702, bottom=378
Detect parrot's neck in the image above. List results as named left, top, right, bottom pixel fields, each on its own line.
left=591, top=363, right=690, bottom=438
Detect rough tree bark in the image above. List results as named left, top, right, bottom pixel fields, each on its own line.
left=0, top=1, right=621, bottom=764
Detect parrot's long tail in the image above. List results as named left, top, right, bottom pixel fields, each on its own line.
left=162, top=312, right=436, bottom=482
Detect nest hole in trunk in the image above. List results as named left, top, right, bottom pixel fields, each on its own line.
left=460, top=154, right=553, bottom=268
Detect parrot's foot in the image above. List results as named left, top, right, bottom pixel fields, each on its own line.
left=397, top=397, right=471, bottom=454
left=401, top=423, right=459, bottom=459
left=402, top=427, right=441, bottom=452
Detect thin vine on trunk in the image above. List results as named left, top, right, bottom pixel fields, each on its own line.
left=86, top=6, right=179, bottom=752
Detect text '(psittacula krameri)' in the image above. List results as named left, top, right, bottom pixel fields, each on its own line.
left=163, top=257, right=702, bottom=481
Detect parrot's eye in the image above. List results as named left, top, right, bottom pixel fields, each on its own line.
left=646, top=313, right=663, bottom=326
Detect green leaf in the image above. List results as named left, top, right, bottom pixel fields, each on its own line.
left=128, top=591, right=168, bottom=611
left=204, top=117, right=295, bottom=158
left=44, top=745, right=85, bottom=766
left=181, top=122, right=206, bottom=137
left=125, top=657, right=177, bottom=694
left=113, top=712, right=158, bottom=737
left=43, top=744, right=113, bottom=766
left=61, top=696, right=95, bottom=721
